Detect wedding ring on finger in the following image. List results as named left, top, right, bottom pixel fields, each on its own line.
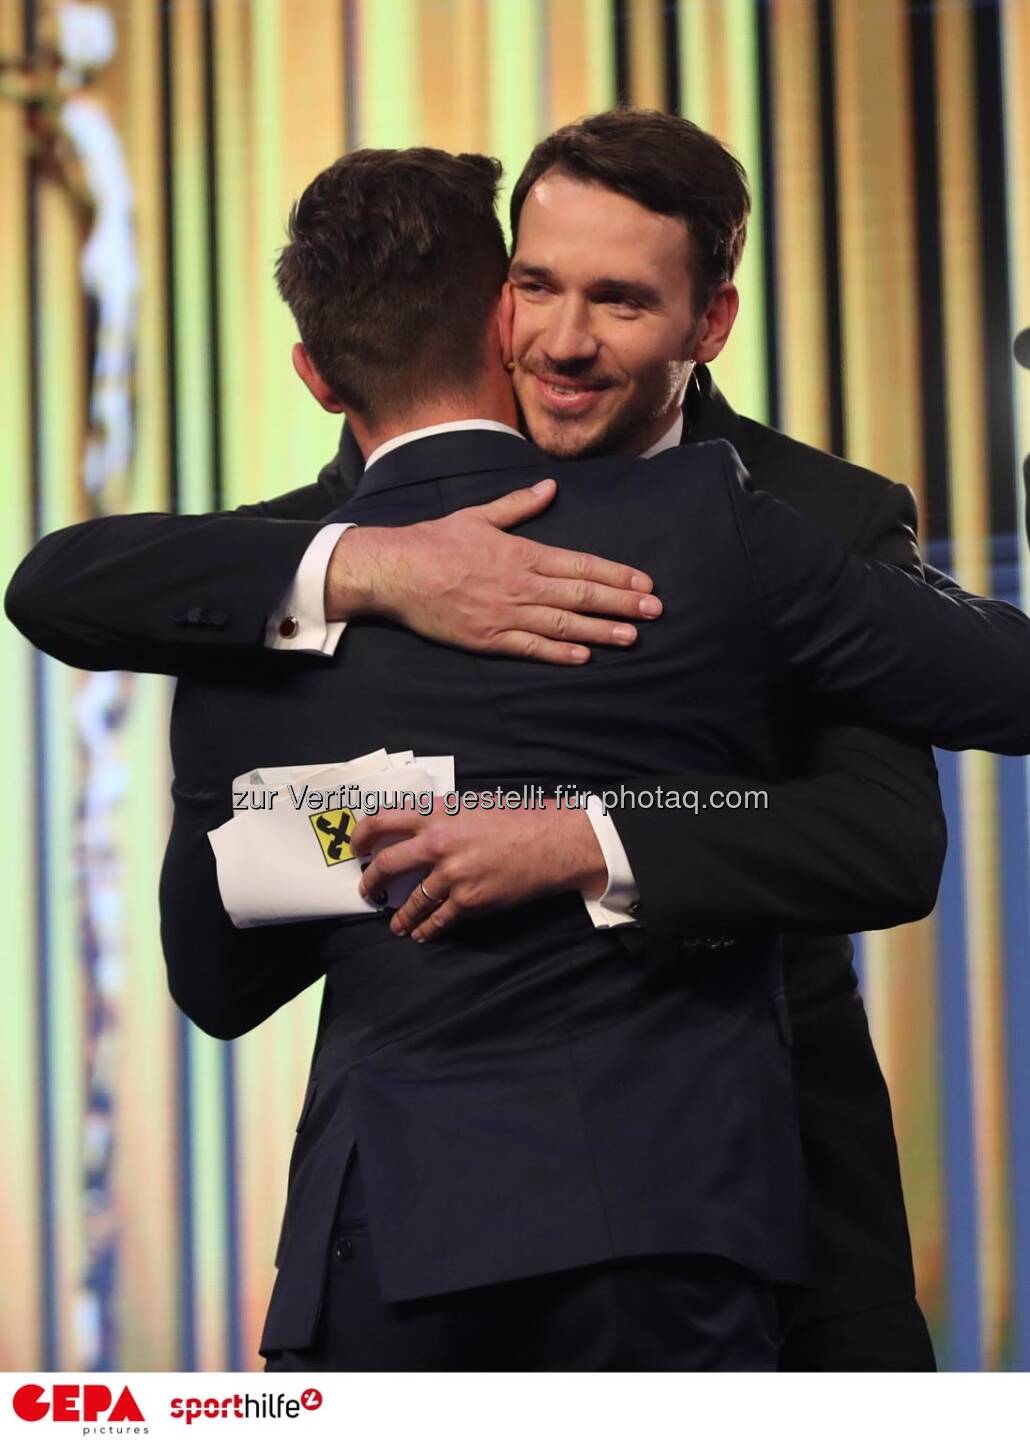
left=418, top=879, right=445, bottom=908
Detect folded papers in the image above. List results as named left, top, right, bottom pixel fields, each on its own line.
left=207, top=748, right=454, bottom=928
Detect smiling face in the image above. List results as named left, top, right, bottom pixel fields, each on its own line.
left=508, top=170, right=704, bottom=458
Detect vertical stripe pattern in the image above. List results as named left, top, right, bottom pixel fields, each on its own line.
left=0, top=0, right=1027, bottom=1371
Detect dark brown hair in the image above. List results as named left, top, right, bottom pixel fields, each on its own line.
left=275, top=147, right=508, bottom=423
left=510, top=108, right=750, bottom=306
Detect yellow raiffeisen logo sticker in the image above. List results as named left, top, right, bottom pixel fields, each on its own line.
left=309, top=807, right=357, bottom=866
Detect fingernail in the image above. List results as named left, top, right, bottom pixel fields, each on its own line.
left=570, top=646, right=590, bottom=663
left=613, top=624, right=636, bottom=645
left=532, top=479, right=553, bottom=494
left=639, top=596, right=662, bottom=617
left=630, top=574, right=652, bottom=592
left=391, top=918, right=406, bottom=935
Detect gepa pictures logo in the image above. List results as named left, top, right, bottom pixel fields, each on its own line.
left=11, top=1383, right=146, bottom=1425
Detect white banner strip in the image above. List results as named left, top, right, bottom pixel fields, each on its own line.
left=4, top=1372, right=1030, bottom=1440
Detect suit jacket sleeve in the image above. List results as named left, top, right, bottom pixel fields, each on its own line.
left=608, top=480, right=947, bottom=939
left=3, top=467, right=348, bottom=676
left=160, top=677, right=340, bottom=1038
left=160, top=796, right=332, bottom=1040
left=727, top=447, right=1030, bottom=754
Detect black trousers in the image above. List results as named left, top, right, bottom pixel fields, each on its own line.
left=264, top=1153, right=782, bottom=1372
left=780, top=1298, right=937, bottom=1372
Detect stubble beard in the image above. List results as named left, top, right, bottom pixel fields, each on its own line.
left=534, top=406, right=649, bottom=460
left=516, top=359, right=692, bottom=461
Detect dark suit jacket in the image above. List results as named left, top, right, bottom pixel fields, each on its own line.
left=330, top=382, right=957, bottom=1334
left=159, top=427, right=1030, bottom=1351
left=674, top=376, right=943, bottom=1327
left=6, top=370, right=1030, bottom=1340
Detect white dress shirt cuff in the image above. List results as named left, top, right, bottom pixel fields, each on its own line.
left=265, top=522, right=352, bottom=655
left=581, top=793, right=640, bottom=929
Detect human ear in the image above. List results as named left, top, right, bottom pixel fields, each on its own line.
left=291, top=342, right=346, bottom=413
left=691, top=284, right=739, bottom=365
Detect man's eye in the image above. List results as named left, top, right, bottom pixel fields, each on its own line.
left=600, top=295, right=641, bottom=312
left=516, top=281, right=547, bottom=295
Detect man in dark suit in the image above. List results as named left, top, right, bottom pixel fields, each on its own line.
left=4, top=112, right=1017, bottom=1369
left=149, top=142, right=1030, bottom=1372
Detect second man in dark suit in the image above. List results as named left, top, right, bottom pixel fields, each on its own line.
left=159, top=143, right=1030, bottom=1371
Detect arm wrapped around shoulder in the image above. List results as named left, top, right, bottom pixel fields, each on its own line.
left=722, top=447, right=1030, bottom=756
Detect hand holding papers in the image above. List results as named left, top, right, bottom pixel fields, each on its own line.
left=208, top=748, right=454, bottom=928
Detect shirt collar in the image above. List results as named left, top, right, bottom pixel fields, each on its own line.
left=364, top=419, right=525, bottom=473
left=640, top=412, right=684, bottom=458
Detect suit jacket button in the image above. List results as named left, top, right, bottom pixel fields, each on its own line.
left=628, top=900, right=641, bottom=919
left=333, top=1234, right=355, bottom=1264
left=278, top=615, right=299, bottom=639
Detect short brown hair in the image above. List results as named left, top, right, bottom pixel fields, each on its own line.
left=510, top=108, right=750, bottom=306
left=276, top=147, right=508, bottom=423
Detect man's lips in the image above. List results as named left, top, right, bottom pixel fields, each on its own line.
left=531, top=372, right=613, bottom=417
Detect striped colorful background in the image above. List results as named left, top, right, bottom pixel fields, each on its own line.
left=1, top=0, right=1029, bottom=1372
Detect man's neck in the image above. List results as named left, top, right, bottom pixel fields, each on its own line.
left=363, top=417, right=524, bottom=473
left=351, top=390, right=518, bottom=463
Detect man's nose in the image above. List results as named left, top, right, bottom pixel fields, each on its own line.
left=543, top=298, right=598, bottom=367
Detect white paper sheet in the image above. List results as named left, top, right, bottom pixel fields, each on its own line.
left=208, top=751, right=454, bottom=928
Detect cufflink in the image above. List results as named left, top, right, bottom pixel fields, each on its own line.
left=278, top=615, right=299, bottom=639
left=628, top=900, right=642, bottom=919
